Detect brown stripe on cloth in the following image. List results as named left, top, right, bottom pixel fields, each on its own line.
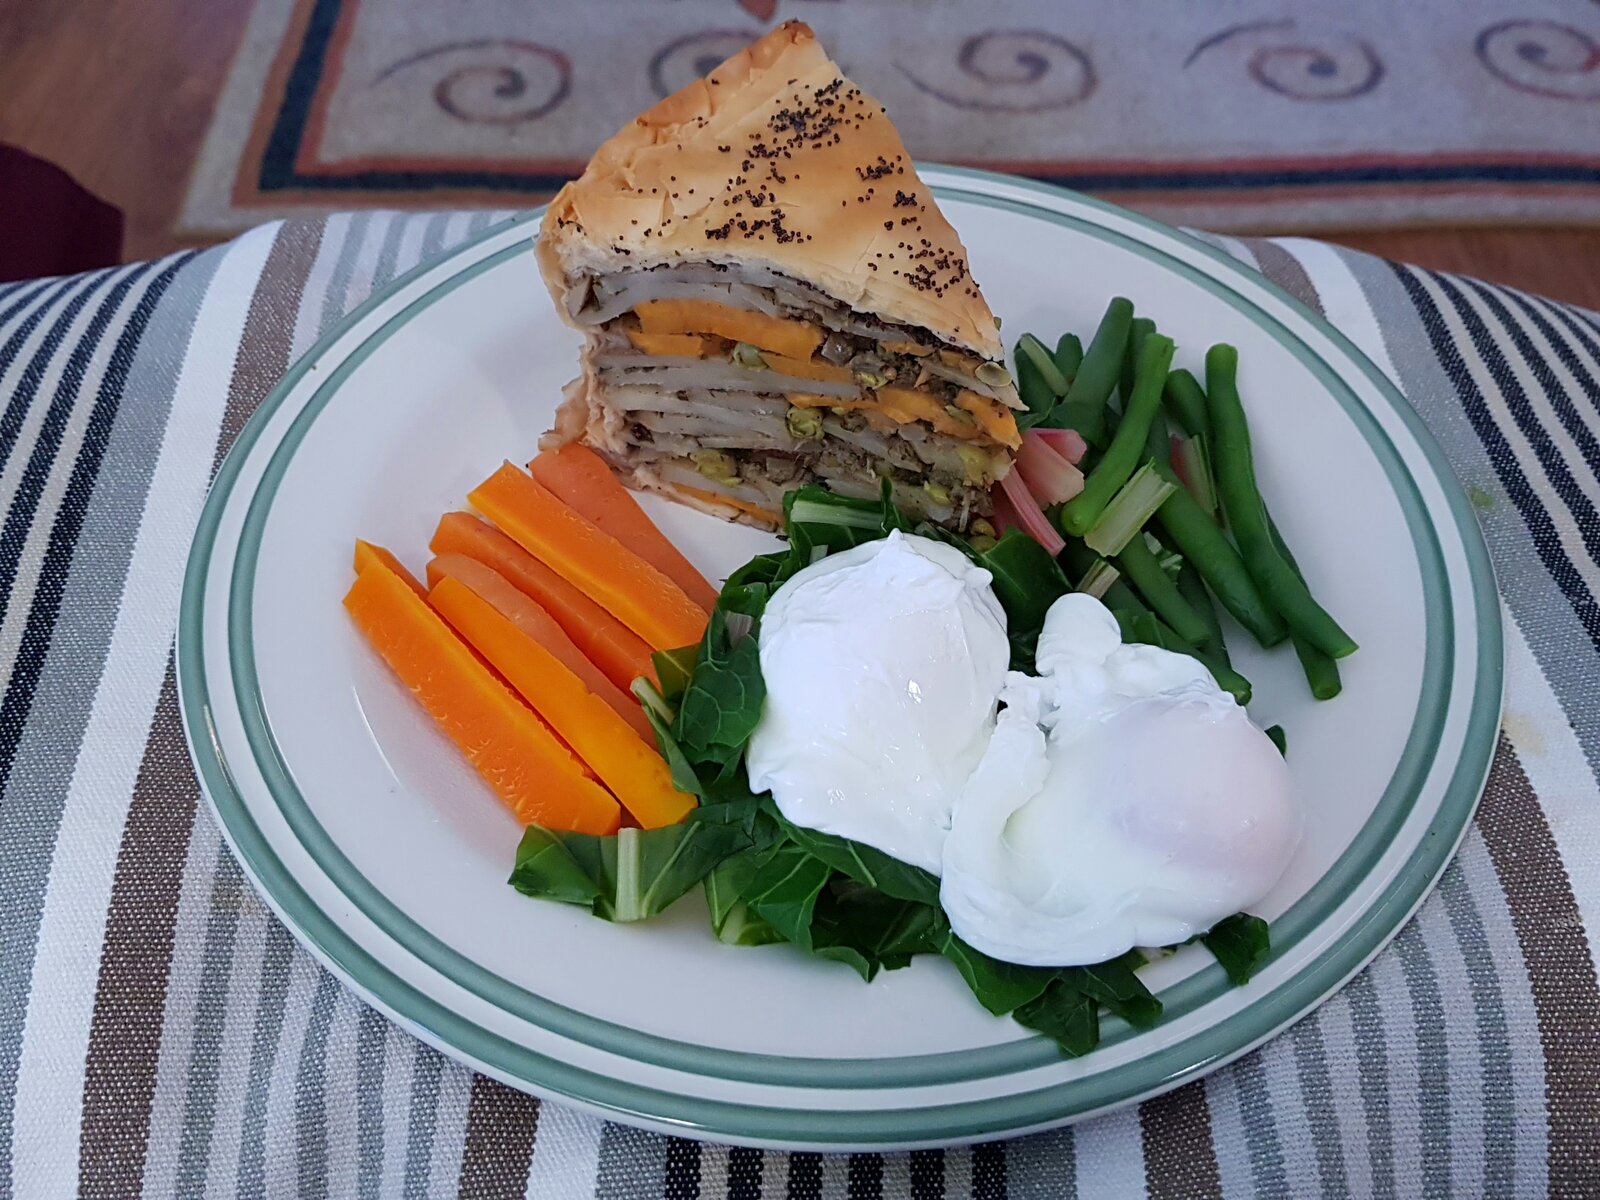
left=1139, top=1080, right=1224, bottom=1199
left=1239, top=239, right=1325, bottom=317
left=76, top=663, right=195, bottom=1199
left=1475, top=736, right=1600, bottom=1198
left=456, top=1075, right=540, bottom=1199
left=77, top=222, right=326, bottom=1196
left=212, top=218, right=327, bottom=472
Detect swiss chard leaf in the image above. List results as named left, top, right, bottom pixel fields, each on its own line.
left=651, top=645, right=700, bottom=704
left=723, top=550, right=788, bottom=597
left=742, top=845, right=835, bottom=944
left=507, top=827, right=603, bottom=907
left=674, top=609, right=766, bottom=756
left=1014, top=980, right=1100, bottom=1057
left=714, top=901, right=785, bottom=946
left=704, top=846, right=774, bottom=929
left=527, top=821, right=753, bottom=923
left=605, top=823, right=756, bottom=922
left=782, top=482, right=908, bottom=573
left=812, top=880, right=943, bottom=974
left=911, top=522, right=985, bottom=567
left=641, top=701, right=706, bottom=799
left=769, top=806, right=943, bottom=908
left=704, top=838, right=786, bottom=947
left=687, top=794, right=779, bottom=839
left=938, top=932, right=1059, bottom=1016
left=980, top=531, right=1071, bottom=671
left=690, top=755, right=768, bottom=807
left=669, top=549, right=783, bottom=770
left=699, top=803, right=786, bottom=938
left=1061, top=950, right=1163, bottom=1029
left=1201, top=913, right=1271, bottom=986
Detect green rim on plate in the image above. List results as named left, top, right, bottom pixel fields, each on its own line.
left=178, top=168, right=1503, bottom=1146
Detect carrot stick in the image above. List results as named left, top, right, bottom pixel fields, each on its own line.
left=430, top=512, right=657, bottom=693
left=431, top=576, right=695, bottom=829
left=529, top=444, right=719, bottom=611
left=354, top=539, right=426, bottom=597
left=469, top=463, right=708, bottom=652
left=344, top=551, right=620, bottom=835
left=426, top=553, right=653, bottom=740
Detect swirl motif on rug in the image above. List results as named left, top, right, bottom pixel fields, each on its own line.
left=896, top=31, right=1096, bottom=112
left=1475, top=20, right=1600, bottom=100
left=1187, top=19, right=1385, bottom=100
left=371, top=40, right=573, bottom=125
left=649, top=30, right=763, bottom=98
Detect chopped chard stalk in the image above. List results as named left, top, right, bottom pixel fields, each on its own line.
left=788, top=495, right=886, bottom=530
left=996, top=468, right=1066, bottom=556
left=1016, top=431, right=1086, bottom=507
left=1076, top=558, right=1121, bottom=599
left=1143, top=531, right=1183, bottom=578
left=1175, top=433, right=1219, bottom=515
left=1016, top=333, right=1070, bottom=395
left=1032, top=426, right=1088, bottom=465
left=632, top=677, right=677, bottom=724
left=1084, top=461, right=1176, bottom=557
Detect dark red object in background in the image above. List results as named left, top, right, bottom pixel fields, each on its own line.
left=0, top=144, right=125, bottom=282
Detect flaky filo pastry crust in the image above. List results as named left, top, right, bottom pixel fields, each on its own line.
left=536, top=20, right=1003, bottom=362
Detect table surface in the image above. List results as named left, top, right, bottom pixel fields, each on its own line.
left=0, top=212, right=1597, bottom=1197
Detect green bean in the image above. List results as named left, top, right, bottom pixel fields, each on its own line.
left=1176, top=561, right=1231, bottom=666
left=1119, top=317, right=1157, bottom=405
left=1199, top=650, right=1254, bottom=708
left=1288, top=632, right=1343, bottom=699
left=1145, top=404, right=1171, bottom=465
left=1101, top=575, right=1142, bottom=612
left=1265, top=725, right=1288, bottom=756
left=1268, top=513, right=1342, bottom=699
left=1115, top=531, right=1214, bottom=648
left=1067, top=523, right=1253, bottom=702
left=1013, top=339, right=1056, bottom=429
left=1053, top=333, right=1084, bottom=384
left=1149, top=465, right=1288, bottom=647
left=1151, top=461, right=1288, bottom=648
left=1101, top=397, right=1122, bottom=444
left=1059, top=333, right=1176, bottom=536
left=1162, top=369, right=1209, bottom=437
left=1205, top=344, right=1358, bottom=659
left=1101, top=563, right=1251, bottom=701
left=1043, top=297, right=1133, bottom=445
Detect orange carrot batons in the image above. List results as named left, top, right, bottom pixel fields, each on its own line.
left=431, top=576, right=695, bottom=829
left=354, top=539, right=427, bottom=597
left=429, top=511, right=657, bottom=693
left=426, top=553, right=653, bottom=741
left=344, top=552, right=621, bottom=835
left=468, top=463, right=708, bottom=651
left=530, top=444, right=720, bottom=611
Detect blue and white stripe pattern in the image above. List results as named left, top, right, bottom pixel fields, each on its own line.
left=1, top=213, right=1597, bottom=1197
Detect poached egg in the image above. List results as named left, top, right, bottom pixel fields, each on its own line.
left=747, top=538, right=1298, bottom=967
left=745, top=531, right=1009, bottom=874
left=940, top=594, right=1298, bottom=966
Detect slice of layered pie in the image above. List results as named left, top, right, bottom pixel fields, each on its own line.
left=537, top=20, right=1019, bottom=530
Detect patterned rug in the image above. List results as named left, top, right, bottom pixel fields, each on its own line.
left=182, top=0, right=1600, bottom=237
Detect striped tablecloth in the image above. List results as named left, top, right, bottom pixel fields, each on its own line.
left=1, top=211, right=1597, bottom=1199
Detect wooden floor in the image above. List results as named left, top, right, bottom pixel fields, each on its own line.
left=3, top=0, right=1599, bottom=310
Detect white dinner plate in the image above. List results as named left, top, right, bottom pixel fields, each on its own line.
left=178, top=167, right=1501, bottom=1151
